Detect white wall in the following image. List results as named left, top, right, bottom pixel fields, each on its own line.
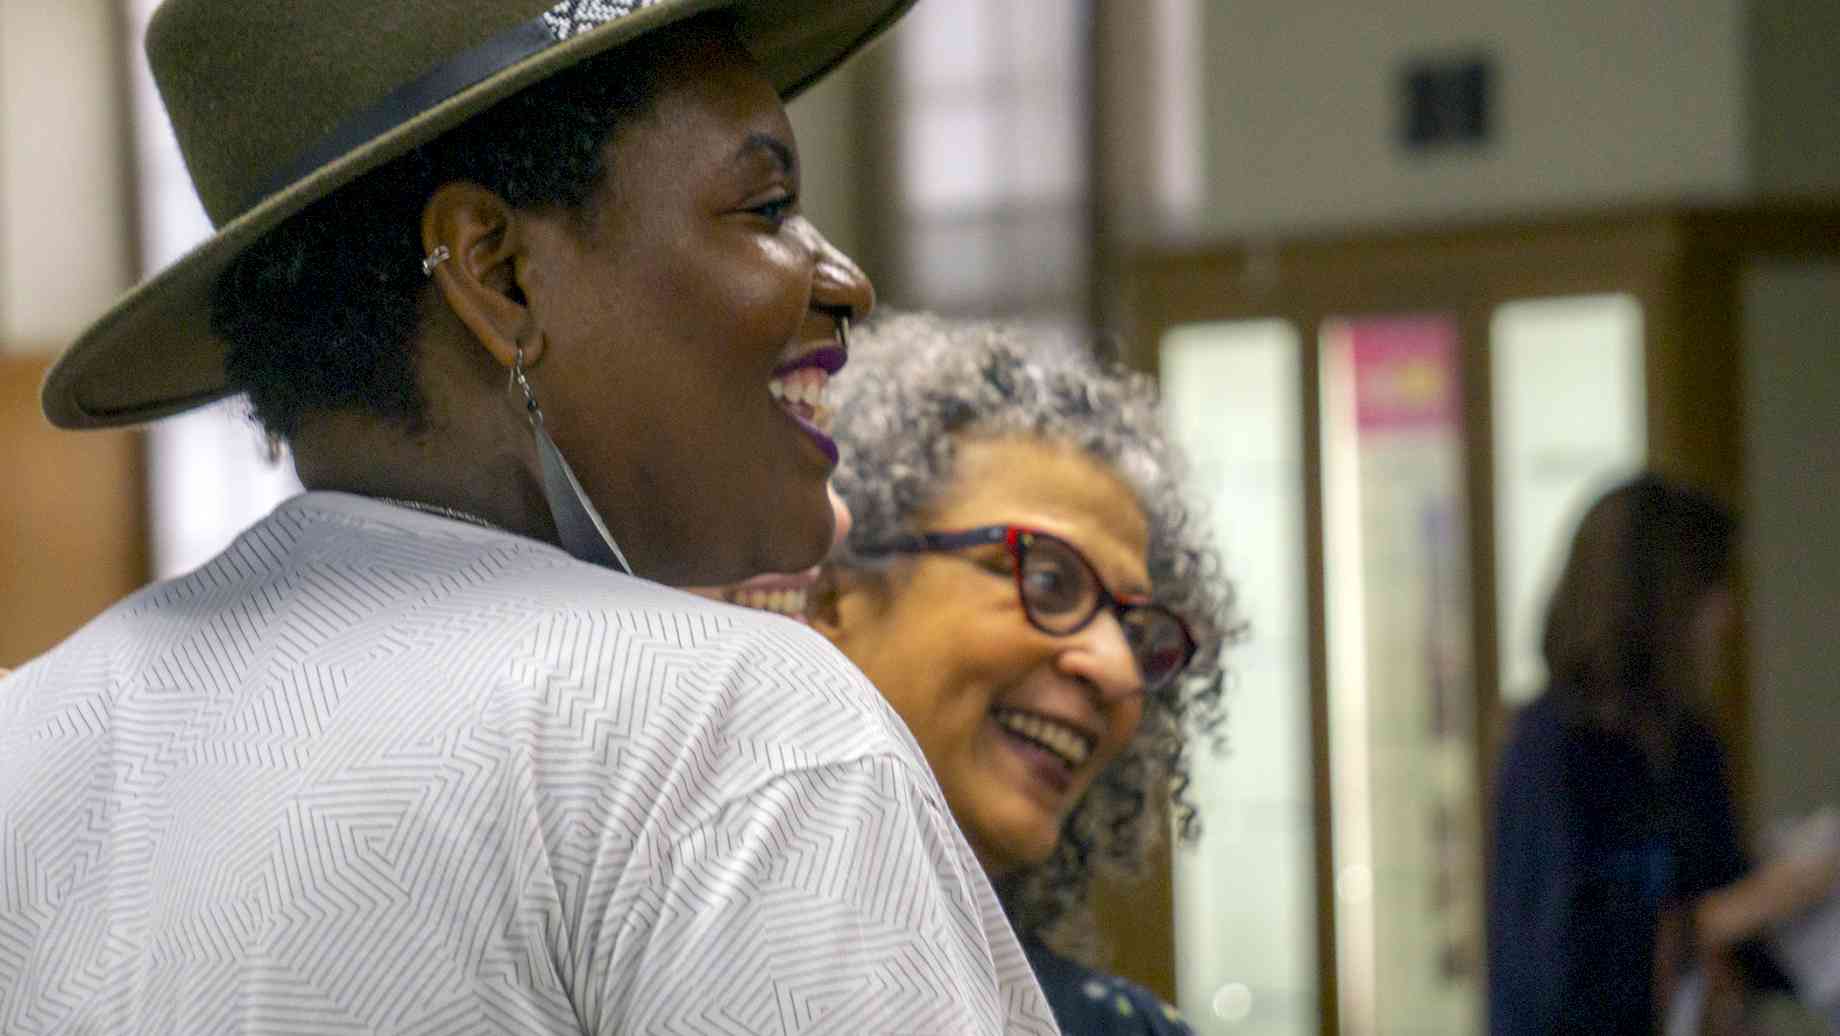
left=1196, top=0, right=1749, bottom=236
left=0, top=0, right=134, bottom=353
left=1742, top=261, right=1840, bottom=825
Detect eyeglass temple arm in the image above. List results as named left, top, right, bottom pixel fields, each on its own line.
left=855, top=525, right=1012, bottom=556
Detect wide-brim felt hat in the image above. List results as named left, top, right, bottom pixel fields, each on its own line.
left=42, top=0, right=913, bottom=430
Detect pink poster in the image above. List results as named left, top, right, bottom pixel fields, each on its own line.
left=1349, top=316, right=1459, bottom=432
left=1324, top=312, right=1481, bottom=1024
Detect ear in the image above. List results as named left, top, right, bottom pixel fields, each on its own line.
left=420, top=182, right=545, bottom=372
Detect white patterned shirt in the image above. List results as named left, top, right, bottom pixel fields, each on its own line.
left=0, top=492, right=1057, bottom=1035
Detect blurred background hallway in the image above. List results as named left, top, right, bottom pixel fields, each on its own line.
left=3, top=1, right=1837, bottom=1032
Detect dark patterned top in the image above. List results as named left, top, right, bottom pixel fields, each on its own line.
left=1024, top=936, right=1198, bottom=1035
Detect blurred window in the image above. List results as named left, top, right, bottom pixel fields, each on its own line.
left=1163, top=320, right=1320, bottom=1036
left=126, top=0, right=300, bottom=580
left=1489, top=294, right=1646, bottom=705
left=887, top=0, right=1090, bottom=323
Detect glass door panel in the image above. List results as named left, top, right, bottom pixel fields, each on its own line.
left=1489, top=294, right=1646, bottom=706
left=1319, top=315, right=1482, bottom=1036
left=1162, top=321, right=1317, bottom=1036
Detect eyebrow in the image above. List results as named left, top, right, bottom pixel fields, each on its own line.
left=737, top=132, right=796, bottom=177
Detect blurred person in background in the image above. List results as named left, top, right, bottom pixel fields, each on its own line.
left=701, top=312, right=1242, bottom=1034
left=0, top=2, right=1065, bottom=1032
left=1489, top=472, right=1840, bottom=1036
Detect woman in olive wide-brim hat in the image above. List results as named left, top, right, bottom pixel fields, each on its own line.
left=0, top=2, right=1058, bottom=1032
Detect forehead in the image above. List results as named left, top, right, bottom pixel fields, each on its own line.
left=929, top=436, right=1151, bottom=580
left=601, top=20, right=793, bottom=182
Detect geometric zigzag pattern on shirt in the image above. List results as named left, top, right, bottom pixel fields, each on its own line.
left=0, top=492, right=1058, bottom=1035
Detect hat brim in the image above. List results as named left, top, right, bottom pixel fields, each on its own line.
left=43, top=0, right=912, bottom=430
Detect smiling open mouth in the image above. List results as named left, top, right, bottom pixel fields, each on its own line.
left=992, top=707, right=1096, bottom=770
left=717, top=582, right=809, bottom=619
left=769, top=345, right=844, bottom=465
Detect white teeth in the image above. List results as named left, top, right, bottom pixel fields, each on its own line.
left=731, top=587, right=806, bottom=618
left=993, top=709, right=1093, bottom=768
left=768, top=368, right=830, bottom=411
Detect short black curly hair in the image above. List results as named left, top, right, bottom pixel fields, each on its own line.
left=209, top=28, right=672, bottom=441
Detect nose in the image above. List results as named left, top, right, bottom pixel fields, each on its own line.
left=791, top=216, right=874, bottom=327
left=1056, top=609, right=1146, bottom=703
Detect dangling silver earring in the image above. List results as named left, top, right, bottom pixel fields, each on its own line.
left=512, top=346, right=634, bottom=576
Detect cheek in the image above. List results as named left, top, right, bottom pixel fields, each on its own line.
left=845, top=573, right=1042, bottom=746
left=884, top=649, right=1000, bottom=752
left=597, top=235, right=810, bottom=388
left=695, top=237, right=812, bottom=352
left=862, top=623, right=1008, bottom=755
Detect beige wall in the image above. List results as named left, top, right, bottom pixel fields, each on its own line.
left=787, top=60, right=871, bottom=272
left=0, top=0, right=134, bottom=354
left=1742, top=260, right=1840, bottom=825
left=1747, top=0, right=1840, bottom=197
left=1196, top=0, right=1748, bottom=236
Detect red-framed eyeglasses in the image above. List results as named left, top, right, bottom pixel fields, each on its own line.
left=854, top=524, right=1197, bottom=693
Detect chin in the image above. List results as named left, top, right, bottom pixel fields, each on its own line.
left=982, top=828, right=1061, bottom=878
left=757, top=496, right=835, bottom=571
left=673, top=499, right=829, bottom=588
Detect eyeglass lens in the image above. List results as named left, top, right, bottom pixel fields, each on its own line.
left=1018, top=533, right=1188, bottom=687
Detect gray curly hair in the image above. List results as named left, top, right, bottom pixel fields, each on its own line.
left=827, top=311, right=1243, bottom=961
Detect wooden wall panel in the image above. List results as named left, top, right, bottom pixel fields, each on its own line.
left=0, top=353, right=148, bottom=668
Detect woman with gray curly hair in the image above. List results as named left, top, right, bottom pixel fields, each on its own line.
left=699, top=311, right=1240, bottom=1033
